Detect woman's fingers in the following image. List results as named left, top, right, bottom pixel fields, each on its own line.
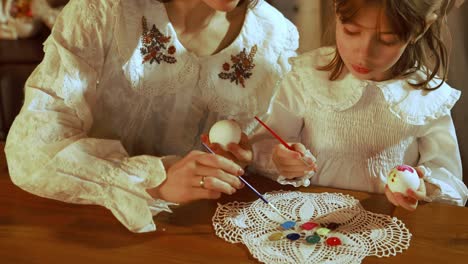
left=194, top=175, right=237, bottom=195
left=200, top=133, right=210, bottom=145
left=227, top=142, right=252, bottom=164
left=201, top=133, right=252, bottom=167
left=195, top=152, right=244, bottom=176
left=194, top=165, right=243, bottom=189
left=190, top=187, right=222, bottom=200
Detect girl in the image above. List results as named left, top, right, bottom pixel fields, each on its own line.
left=5, top=0, right=299, bottom=232
left=252, top=0, right=468, bottom=210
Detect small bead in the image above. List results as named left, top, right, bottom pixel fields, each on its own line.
left=301, top=222, right=319, bottom=230
left=316, top=227, right=331, bottom=236
left=280, top=221, right=296, bottom=230
left=286, top=233, right=301, bottom=241
left=326, top=237, right=342, bottom=246
left=268, top=232, right=284, bottom=241
left=326, top=222, right=340, bottom=230
left=305, top=234, right=321, bottom=244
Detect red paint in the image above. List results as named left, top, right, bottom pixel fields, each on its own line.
left=396, top=165, right=414, bottom=173
left=301, top=222, right=319, bottom=230
left=326, top=237, right=342, bottom=246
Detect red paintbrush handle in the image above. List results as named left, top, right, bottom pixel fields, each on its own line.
left=254, top=116, right=294, bottom=151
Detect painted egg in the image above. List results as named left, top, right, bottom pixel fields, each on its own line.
left=208, top=120, right=242, bottom=151
left=387, top=165, right=420, bottom=194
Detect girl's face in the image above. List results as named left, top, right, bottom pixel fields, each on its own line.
left=336, top=3, right=410, bottom=81
left=201, top=0, right=242, bottom=12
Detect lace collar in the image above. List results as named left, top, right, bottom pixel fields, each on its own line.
left=297, top=47, right=461, bottom=125
left=111, top=0, right=298, bottom=118
left=113, top=0, right=275, bottom=93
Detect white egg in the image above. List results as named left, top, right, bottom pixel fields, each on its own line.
left=209, top=120, right=242, bottom=151
left=387, top=165, right=420, bottom=194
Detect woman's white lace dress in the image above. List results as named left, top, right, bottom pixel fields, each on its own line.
left=5, top=0, right=299, bottom=232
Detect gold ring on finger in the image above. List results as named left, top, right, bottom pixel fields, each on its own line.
left=199, top=176, right=206, bottom=188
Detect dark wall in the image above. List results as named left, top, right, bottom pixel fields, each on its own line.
left=448, top=4, right=468, bottom=185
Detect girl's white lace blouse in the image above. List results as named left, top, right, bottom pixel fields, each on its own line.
left=253, top=47, right=468, bottom=206
left=5, top=0, right=299, bottom=232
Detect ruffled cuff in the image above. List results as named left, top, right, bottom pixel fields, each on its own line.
left=253, top=142, right=316, bottom=187
left=276, top=150, right=316, bottom=187
left=417, top=165, right=468, bottom=206
left=106, top=155, right=179, bottom=232
left=135, top=199, right=177, bottom=233
left=120, top=155, right=169, bottom=191
left=149, top=199, right=178, bottom=215
left=277, top=172, right=313, bottom=187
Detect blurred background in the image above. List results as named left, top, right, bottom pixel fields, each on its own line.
left=0, top=0, right=466, bottom=184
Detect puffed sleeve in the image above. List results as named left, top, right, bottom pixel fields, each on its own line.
left=417, top=115, right=468, bottom=206
left=5, top=0, right=175, bottom=233
left=276, top=20, right=299, bottom=74
left=251, top=65, right=315, bottom=187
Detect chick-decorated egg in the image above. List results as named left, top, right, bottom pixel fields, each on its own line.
left=387, top=165, right=420, bottom=194
left=209, top=120, right=242, bottom=151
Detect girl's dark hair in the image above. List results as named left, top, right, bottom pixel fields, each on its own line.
left=156, top=0, right=259, bottom=8
left=320, top=0, right=456, bottom=89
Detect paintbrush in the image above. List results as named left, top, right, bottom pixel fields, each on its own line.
left=254, top=116, right=315, bottom=167
left=201, top=142, right=288, bottom=220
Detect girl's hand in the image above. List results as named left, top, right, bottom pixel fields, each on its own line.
left=149, top=150, right=245, bottom=204
left=201, top=133, right=253, bottom=168
left=272, top=143, right=317, bottom=179
left=385, top=167, right=428, bottom=211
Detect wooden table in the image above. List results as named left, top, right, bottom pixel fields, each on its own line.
left=1, top=142, right=467, bottom=264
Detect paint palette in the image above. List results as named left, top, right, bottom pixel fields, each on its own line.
left=268, top=220, right=342, bottom=246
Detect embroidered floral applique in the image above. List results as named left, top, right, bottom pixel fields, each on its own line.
left=218, top=45, right=257, bottom=88
left=140, top=16, right=177, bottom=65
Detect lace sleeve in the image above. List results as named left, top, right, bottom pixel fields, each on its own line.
left=5, top=0, right=173, bottom=233
left=251, top=69, right=310, bottom=185
left=417, top=115, right=468, bottom=206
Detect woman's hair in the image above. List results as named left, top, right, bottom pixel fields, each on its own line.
left=156, top=0, right=259, bottom=7
left=321, top=0, right=456, bottom=89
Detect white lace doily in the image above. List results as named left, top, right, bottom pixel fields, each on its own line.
left=213, top=191, right=411, bottom=264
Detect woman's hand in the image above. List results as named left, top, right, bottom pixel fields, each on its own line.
left=385, top=167, right=428, bottom=211
left=201, top=133, right=253, bottom=168
left=272, top=143, right=317, bottom=179
left=148, top=150, right=245, bottom=204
